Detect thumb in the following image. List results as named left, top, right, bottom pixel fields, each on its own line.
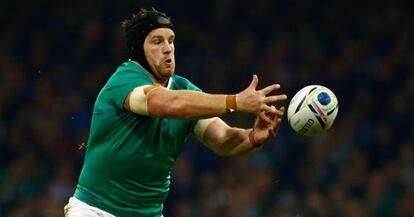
left=248, top=74, right=258, bottom=89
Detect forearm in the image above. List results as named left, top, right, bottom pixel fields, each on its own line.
left=205, top=127, right=258, bottom=157
left=147, top=88, right=231, bottom=119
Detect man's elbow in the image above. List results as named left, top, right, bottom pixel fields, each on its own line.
left=215, top=150, right=245, bottom=157
left=215, top=149, right=230, bottom=157
left=214, top=145, right=236, bottom=157
left=214, top=143, right=250, bottom=157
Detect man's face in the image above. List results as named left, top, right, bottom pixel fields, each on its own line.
left=143, top=28, right=175, bottom=80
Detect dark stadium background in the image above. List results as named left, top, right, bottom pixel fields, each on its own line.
left=0, top=0, right=413, bottom=216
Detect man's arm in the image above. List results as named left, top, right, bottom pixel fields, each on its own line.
left=124, top=75, right=287, bottom=119
left=196, top=106, right=285, bottom=157
left=198, top=118, right=254, bottom=156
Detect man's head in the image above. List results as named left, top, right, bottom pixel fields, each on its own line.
left=122, top=8, right=175, bottom=82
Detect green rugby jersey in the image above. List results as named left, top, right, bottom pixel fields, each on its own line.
left=74, top=60, right=200, bottom=216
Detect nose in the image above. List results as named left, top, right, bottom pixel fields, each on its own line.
left=162, top=43, right=173, bottom=54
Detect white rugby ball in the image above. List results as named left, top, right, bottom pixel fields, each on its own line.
left=287, top=85, right=339, bottom=136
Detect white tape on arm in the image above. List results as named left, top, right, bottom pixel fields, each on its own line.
left=128, top=85, right=154, bottom=115
left=194, top=117, right=219, bottom=142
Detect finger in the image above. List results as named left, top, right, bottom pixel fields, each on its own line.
left=266, top=106, right=284, bottom=118
left=268, top=128, right=276, bottom=137
left=275, top=117, right=282, bottom=126
left=248, top=74, right=259, bottom=89
left=266, top=105, right=277, bottom=119
left=264, top=94, right=288, bottom=104
left=262, top=105, right=278, bottom=115
left=276, top=118, right=283, bottom=128
left=262, top=106, right=284, bottom=121
left=261, top=84, right=280, bottom=95
left=259, top=111, right=273, bottom=124
left=274, top=106, right=286, bottom=118
left=271, top=118, right=282, bottom=134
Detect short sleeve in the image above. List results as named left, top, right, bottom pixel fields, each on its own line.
left=171, top=75, right=202, bottom=92
left=103, top=70, right=152, bottom=111
left=186, top=81, right=202, bottom=92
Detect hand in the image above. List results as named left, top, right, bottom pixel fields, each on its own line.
left=237, top=75, right=287, bottom=116
left=251, top=106, right=285, bottom=146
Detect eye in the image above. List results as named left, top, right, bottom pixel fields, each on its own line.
left=169, top=36, right=175, bottom=44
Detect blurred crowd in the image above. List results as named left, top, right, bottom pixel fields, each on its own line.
left=0, top=0, right=413, bottom=216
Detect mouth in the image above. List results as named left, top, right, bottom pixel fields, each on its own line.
left=164, top=58, right=173, bottom=65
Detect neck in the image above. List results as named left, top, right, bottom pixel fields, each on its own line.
left=154, top=78, right=169, bottom=87
left=131, top=60, right=169, bottom=87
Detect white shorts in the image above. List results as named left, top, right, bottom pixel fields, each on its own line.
left=64, top=197, right=115, bottom=217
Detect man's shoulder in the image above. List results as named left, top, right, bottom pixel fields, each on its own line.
left=115, top=60, right=147, bottom=75
left=172, top=74, right=201, bottom=91
left=107, top=61, right=151, bottom=84
left=171, top=74, right=189, bottom=84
